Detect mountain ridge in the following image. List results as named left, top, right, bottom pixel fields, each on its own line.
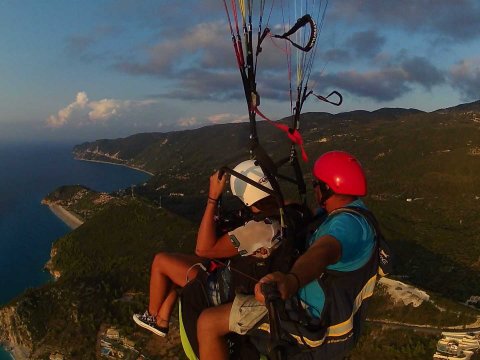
left=73, top=106, right=428, bottom=173
left=72, top=100, right=480, bottom=303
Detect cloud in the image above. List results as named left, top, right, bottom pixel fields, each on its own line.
left=46, top=92, right=157, bottom=127
left=47, top=92, right=89, bottom=127
left=88, top=99, right=122, bottom=121
left=61, top=2, right=472, bottom=111
left=66, top=35, right=95, bottom=56
left=331, top=0, right=480, bottom=43
left=207, top=113, right=248, bottom=124
left=113, top=19, right=289, bottom=102
left=321, top=48, right=352, bottom=64
left=104, top=0, right=221, bottom=33
left=159, top=65, right=296, bottom=103
left=345, top=30, right=386, bottom=58
left=321, top=69, right=410, bottom=101
left=66, top=25, right=120, bottom=62
left=115, top=21, right=233, bottom=76
left=401, top=56, right=445, bottom=89
left=177, top=116, right=198, bottom=127
left=175, top=113, right=248, bottom=129
left=449, top=57, right=480, bottom=101
left=316, top=56, right=444, bottom=101
left=161, top=69, right=242, bottom=101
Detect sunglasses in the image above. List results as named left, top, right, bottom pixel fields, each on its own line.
left=312, top=179, right=331, bottom=191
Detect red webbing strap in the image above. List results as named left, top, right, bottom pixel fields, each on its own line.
left=230, top=0, right=245, bottom=67
left=253, top=107, right=308, bottom=162
left=223, top=0, right=244, bottom=68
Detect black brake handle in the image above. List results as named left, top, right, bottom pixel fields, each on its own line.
left=261, top=282, right=286, bottom=360
left=261, top=282, right=282, bottom=303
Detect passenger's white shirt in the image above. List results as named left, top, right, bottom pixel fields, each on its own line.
left=228, top=219, right=282, bottom=258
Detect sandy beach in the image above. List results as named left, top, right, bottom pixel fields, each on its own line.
left=47, top=204, right=84, bottom=229
left=74, top=157, right=154, bottom=176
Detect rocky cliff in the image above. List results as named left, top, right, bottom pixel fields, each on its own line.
left=0, top=305, right=33, bottom=359
left=44, top=245, right=61, bottom=280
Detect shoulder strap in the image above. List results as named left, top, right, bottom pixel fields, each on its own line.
left=328, top=206, right=381, bottom=239
left=328, top=206, right=394, bottom=276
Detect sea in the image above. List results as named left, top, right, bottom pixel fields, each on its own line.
left=0, top=142, right=150, bottom=359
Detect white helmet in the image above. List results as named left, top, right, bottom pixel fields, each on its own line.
left=230, top=160, right=273, bottom=206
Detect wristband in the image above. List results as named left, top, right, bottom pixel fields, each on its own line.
left=287, top=272, right=301, bottom=292
left=208, top=196, right=218, bottom=202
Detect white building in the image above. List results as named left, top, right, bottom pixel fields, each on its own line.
left=433, top=332, right=480, bottom=360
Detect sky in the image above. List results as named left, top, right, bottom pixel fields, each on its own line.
left=1, top=0, right=479, bottom=143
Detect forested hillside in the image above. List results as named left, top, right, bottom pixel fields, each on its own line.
left=75, top=101, right=480, bottom=302
left=2, top=102, right=479, bottom=359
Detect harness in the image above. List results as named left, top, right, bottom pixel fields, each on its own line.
left=248, top=206, right=394, bottom=360
left=179, top=203, right=312, bottom=360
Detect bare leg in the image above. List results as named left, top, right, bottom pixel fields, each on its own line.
left=157, top=288, right=177, bottom=327
left=198, top=302, right=232, bottom=360
left=148, top=252, right=203, bottom=326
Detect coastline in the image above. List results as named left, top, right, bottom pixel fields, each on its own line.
left=43, top=157, right=152, bottom=230
left=0, top=146, right=153, bottom=360
left=3, top=344, right=28, bottom=360
left=45, top=203, right=84, bottom=229
left=74, top=157, right=154, bottom=176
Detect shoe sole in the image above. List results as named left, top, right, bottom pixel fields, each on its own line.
left=132, top=314, right=167, bottom=337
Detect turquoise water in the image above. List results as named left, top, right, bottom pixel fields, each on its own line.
left=0, top=349, right=11, bottom=360
left=0, top=142, right=150, bottom=359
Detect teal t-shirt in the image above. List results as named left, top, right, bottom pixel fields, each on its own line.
left=298, top=199, right=375, bottom=318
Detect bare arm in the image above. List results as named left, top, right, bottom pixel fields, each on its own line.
left=195, top=171, right=238, bottom=259
left=255, top=235, right=341, bottom=302
left=289, top=235, right=341, bottom=286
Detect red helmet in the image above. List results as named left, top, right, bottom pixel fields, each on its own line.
left=313, top=151, right=367, bottom=196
